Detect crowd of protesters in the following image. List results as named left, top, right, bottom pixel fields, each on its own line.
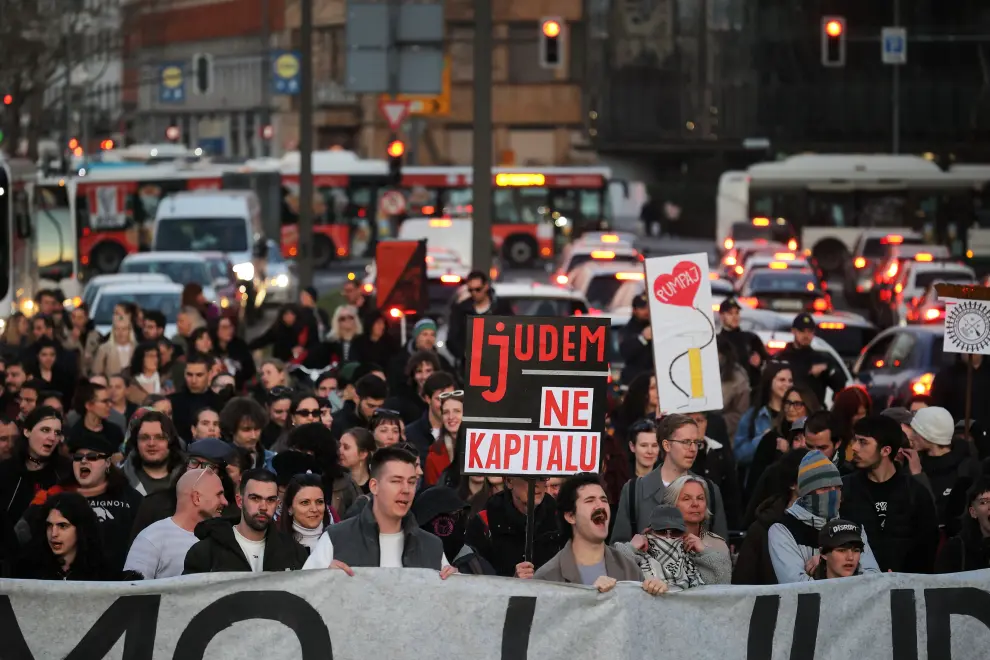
left=0, top=274, right=987, bottom=590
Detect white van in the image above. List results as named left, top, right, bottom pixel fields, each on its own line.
left=152, top=190, right=267, bottom=310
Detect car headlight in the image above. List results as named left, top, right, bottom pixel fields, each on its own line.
left=232, top=262, right=254, bottom=281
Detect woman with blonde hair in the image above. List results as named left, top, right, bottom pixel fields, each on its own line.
left=92, top=316, right=136, bottom=376
left=0, top=312, right=29, bottom=358
left=326, top=304, right=364, bottom=365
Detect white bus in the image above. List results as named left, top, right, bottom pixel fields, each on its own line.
left=715, top=154, right=974, bottom=273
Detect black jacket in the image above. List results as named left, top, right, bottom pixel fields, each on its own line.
left=619, top=316, right=652, bottom=386
left=0, top=457, right=73, bottom=524
left=446, top=294, right=514, bottom=364
left=463, top=489, right=563, bottom=578
left=353, top=334, right=399, bottom=372
left=693, top=437, right=742, bottom=530
left=329, top=400, right=369, bottom=443
left=719, top=327, right=769, bottom=387
left=931, top=360, right=990, bottom=432
left=387, top=343, right=457, bottom=393
left=214, top=337, right=257, bottom=392
left=168, top=389, right=223, bottom=442
left=183, top=518, right=308, bottom=574
left=775, top=343, right=846, bottom=408
left=405, top=413, right=438, bottom=464
left=732, top=496, right=787, bottom=585
left=935, top=521, right=990, bottom=574
left=840, top=468, right=939, bottom=573
left=920, top=440, right=983, bottom=527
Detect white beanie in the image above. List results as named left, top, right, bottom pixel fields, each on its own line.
left=910, top=406, right=955, bottom=446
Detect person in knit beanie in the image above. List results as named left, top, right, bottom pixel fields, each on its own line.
left=765, top=450, right=881, bottom=583
left=387, top=317, right=456, bottom=391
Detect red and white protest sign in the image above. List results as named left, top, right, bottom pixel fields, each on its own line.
left=462, top=316, right=609, bottom=477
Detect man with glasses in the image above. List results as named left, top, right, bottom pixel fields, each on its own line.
left=446, top=270, right=514, bottom=367
left=121, top=410, right=185, bottom=496
left=126, top=468, right=228, bottom=579
left=184, top=468, right=308, bottom=574
left=776, top=313, right=847, bottom=407
left=612, top=414, right=730, bottom=543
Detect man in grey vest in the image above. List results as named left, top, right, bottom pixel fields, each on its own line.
left=303, top=445, right=457, bottom=578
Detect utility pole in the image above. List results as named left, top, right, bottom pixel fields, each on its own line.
left=891, top=0, right=901, bottom=154
left=260, top=0, right=272, bottom=156
left=298, top=0, right=314, bottom=289
left=471, top=0, right=492, bottom=274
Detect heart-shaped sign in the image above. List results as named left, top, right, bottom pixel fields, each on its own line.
left=653, top=260, right=702, bottom=307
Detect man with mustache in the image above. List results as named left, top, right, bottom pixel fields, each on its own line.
left=183, top=469, right=308, bottom=574
left=535, top=473, right=667, bottom=595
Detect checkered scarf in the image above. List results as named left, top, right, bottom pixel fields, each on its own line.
left=638, top=535, right=704, bottom=590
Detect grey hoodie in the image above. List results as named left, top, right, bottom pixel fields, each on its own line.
left=767, top=502, right=882, bottom=583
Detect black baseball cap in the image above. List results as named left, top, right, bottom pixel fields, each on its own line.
left=792, top=313, right=816, bottom=331
left=632, top=293, right=649, bottom=309
left=720, top=297, right=741, bottom=313
left=648, top=505, right=686, bottom=533
left=819, top=519, right=864, bottom=551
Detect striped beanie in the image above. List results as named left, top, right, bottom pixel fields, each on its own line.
left=797, top=450, right=842, bottom=497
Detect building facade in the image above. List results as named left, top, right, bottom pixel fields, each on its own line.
left=121, top=0, right=284, bottom=156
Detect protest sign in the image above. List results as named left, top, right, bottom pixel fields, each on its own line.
left=2, top=569, right=989, bottom=659
left=644, top=253, right=722, bottom=414
left=462, top=315, right=609, bottom=476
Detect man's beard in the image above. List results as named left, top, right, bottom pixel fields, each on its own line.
left=143, top=456, right=169, bottom=470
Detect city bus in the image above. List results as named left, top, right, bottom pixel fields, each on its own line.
left=230, top=152, right=615, bottom=268
left=399, top=166, right=613, bottom=267
left=946, top=164, right=990, bottom=273
left=715, top=154, right=975, bottom=274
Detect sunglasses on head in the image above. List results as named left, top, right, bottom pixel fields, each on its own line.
left=438, top=390, right=465, bottom=400
left=629, top=419, right=657, bottom=434
left=268, top=386, right=293, bottom=399
left=373, top=408, right=402, bottom=419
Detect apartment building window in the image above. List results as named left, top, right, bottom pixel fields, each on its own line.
left=507, top=23, right=559, bottom=84
left=449, top=23, right=474, bottom=83
left=314, top=27, right=345, bottom=83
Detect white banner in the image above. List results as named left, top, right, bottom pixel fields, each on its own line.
left=2, top=570, right=990, bottom=659
left=644, top=253, right=723, bottom=414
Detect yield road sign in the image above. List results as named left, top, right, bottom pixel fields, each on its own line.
left=378, top=99, right=411, bottom=131
left=882, top=27, right=907, bottom=65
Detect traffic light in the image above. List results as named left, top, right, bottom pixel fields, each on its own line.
left=539, top=17, right=563, bottom=69
left=193, top=54, right=213, bottom=95
left=387, top=138, right=405, bottom=184
left=821, top=16, right=846, bottom=67
left=2, top=94, right=11, bottom=106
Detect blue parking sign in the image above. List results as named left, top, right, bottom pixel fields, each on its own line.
left=272, top=51, right=302, bottom=96
left=882, top=27, right=906, bottom=65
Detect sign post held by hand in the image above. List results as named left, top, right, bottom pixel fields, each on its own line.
left=644, top=253, right=722, bottom=414
left=462, top=315, right=609, bottom=562
left=935, top=282, right=990, bottom=439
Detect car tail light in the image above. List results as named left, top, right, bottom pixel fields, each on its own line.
left=362, top=283, right=374, bottom=293
left=915, top=253, right=934, bottom=262
left=774, top=252, right=796, bottom=260
left=615, top=272, right=644, bottom=281
left=711, top=302, right=721, bottom=312
left=752, top=217, right=770, bottom=226
left=912, top=372, right=935, bottom=395
left=724, top=255, right=737, bottom=266
left=854, top=257, right=867, bottom=269
left=766, top=340, right=787, bottom=353
left=440, top=274, right=462, bottom=284
left=388, top=307, right=404, bottom=318
left=924, top=307, right=944, bottom=322
left=555, top=274, right=569, bottom=285
left=787, top=239, right=798, bottom=251
left=734, top=265, right=744, bottom=275
left=724, top=238, right=734, bottom=250
left=886, top=262, right=899, bottom=279
left=769, top=261, right=789, bottom=270
left=819, top=322, right=845, bottom=329
left=812, top=298, right=829, bottom=312
left=738, top=297, right=758, bottom=308
left=591, top=250, right=615, bottom=259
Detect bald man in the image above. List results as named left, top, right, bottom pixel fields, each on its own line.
left=124, top=469, right=228, bottom=579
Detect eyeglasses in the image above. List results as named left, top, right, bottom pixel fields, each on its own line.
left=467, top=287, right=484, bottom=294
left=654, top=529, right=684, bottom=539
left=72, top=452, right=108, bottom=462
left=138, top=433, right=168, bottom=443
left=187, top=458, right=222, bottom=473
left=668, top=439, right=706, bottom=450
left=268, top=386, right=293, bottom=399
left=373, top=408, right=402, bottom=418
left=294, top=408, right=320, bottom=419
left=438, top=390, right=465, bottom=400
